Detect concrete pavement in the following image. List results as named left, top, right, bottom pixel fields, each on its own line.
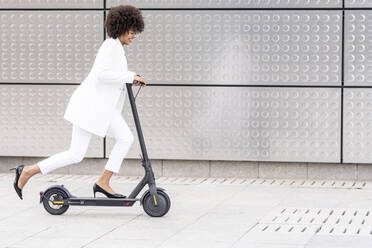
left=1, top=173, right=372, bottom=248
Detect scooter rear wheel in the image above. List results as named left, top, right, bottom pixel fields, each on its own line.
left=142, top=190, right=170, bottom=217
left=42, top=188, right=69, bottom=215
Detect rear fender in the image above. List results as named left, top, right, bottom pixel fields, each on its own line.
left=39, top=185, right=72, bottom=203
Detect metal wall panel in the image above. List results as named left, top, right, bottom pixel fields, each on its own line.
left=344, top=89, right=372, bottom=163
left=0, top=0, right=103, bottom=8
left=108, top=0, right=342, bottom=8
left=345, top=11, right=372, bottom=86
left=345, top=0, right=372, bottom=8
left=0, top=3, right=359, bottom=164
left=0, top=85, right=103, bottom=157
left=106, top=87, right=341, bottom=163
left=124, top=11, right=342, bottom=86
left=0, top=11, right=103, bottom=83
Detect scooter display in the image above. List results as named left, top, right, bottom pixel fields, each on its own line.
left=39, top=81, right=171, bottom=217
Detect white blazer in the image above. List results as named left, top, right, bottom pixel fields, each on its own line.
left=63, top=37, right=135, bottom=137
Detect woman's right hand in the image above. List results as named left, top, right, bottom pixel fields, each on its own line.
left=133, top=75, right=146, bottom=87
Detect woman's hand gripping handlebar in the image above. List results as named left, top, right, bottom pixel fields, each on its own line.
left=132, top=74, right=146, bottom=87
left=132, top=74, right=146, bottom=101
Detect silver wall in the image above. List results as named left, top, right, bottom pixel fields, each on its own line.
left=0, top=1, right=371, bottom=164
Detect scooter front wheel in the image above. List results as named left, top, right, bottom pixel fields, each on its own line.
left=42, top=188, right=69, bottom=215
left=142, top=190, right=170, bottom=217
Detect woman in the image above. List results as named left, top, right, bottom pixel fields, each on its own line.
left=10, top=5, right=146, bottom=200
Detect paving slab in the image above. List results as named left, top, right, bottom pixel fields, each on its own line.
left=1, top=173, right=372, bottom=248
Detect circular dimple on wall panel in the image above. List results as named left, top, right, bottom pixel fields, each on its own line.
left=1, top=11, right=102, bottom=83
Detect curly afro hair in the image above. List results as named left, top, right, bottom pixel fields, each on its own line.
left=105, top=5, right=144, bottom=39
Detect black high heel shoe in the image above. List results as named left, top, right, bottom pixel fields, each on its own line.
left=93, top=183, right=126, bottom=198
left=9, top=165, right=25, bottom=200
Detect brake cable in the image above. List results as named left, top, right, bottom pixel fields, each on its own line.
left=133, top=74, right=144, bottom=101
left=134, top=84, right=142, bottom=101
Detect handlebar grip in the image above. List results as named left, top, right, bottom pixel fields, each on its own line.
left=133, top=80, right=145, bottom=85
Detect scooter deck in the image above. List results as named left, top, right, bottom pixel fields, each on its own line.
left=52, top=196, right=139, bottom=207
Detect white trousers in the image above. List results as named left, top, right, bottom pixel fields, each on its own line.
left=37, top=111, right=134, bottom=175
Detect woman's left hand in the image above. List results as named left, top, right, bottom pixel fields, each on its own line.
left=133, top=75, right=146, bottom=87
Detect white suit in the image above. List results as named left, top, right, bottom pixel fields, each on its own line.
left=37, top=37, right=135, bottom=174
left=63, top=37, right=135, bottom=137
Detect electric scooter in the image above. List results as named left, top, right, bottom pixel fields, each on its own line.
left=39, top=81, right=171, bottom=217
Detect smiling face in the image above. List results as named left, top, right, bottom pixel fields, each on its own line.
left=119, top=30, right=137, bottom=46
